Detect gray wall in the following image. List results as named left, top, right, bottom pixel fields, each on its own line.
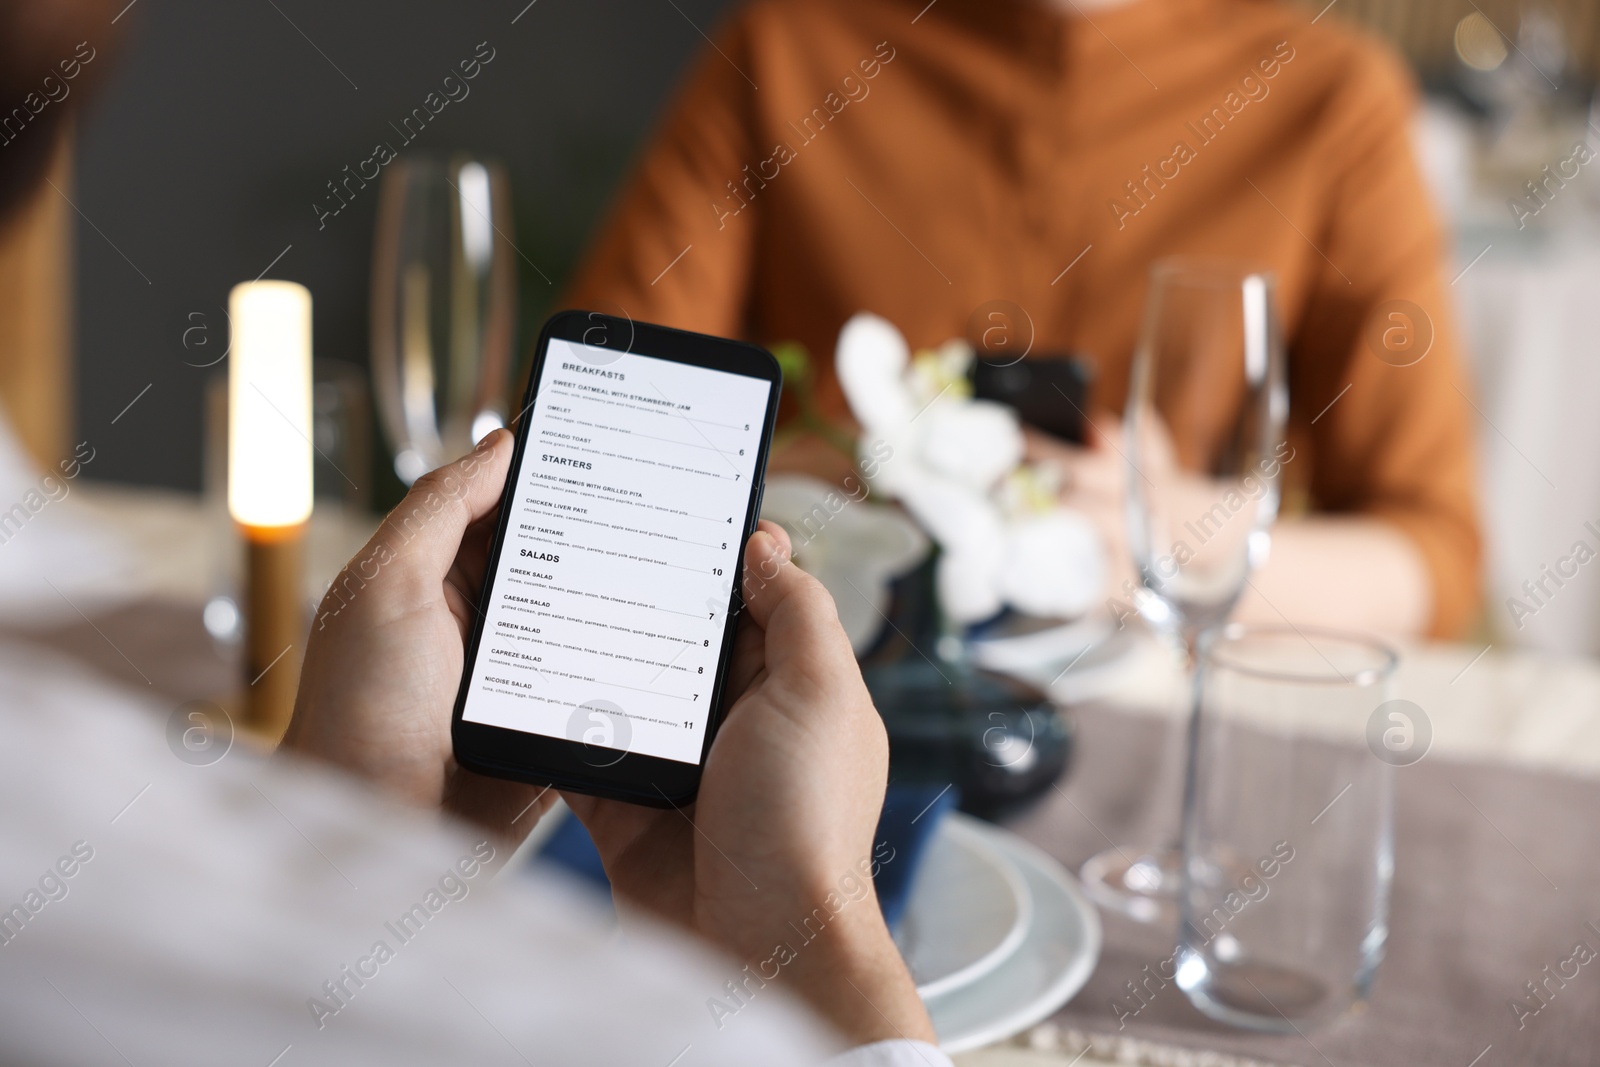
left=74, top=0, right=736, bottom=493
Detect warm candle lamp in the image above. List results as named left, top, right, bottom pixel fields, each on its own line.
left=228, top=280, right=314, bottom=741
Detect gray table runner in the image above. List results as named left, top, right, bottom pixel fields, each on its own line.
left=11, top=606, right=1600, bottom=1065
left=1007, top=704, right=1600, bottom=1067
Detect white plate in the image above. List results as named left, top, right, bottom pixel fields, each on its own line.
left=896, top=811, right=1033, bottom=998
left=919, top=815, right=1102, bottom=1054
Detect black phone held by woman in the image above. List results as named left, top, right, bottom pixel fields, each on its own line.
left=970, top=353, right=1092, bottom=445
left=451, top=311, right=782, bottom=806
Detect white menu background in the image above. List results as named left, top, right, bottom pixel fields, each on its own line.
left=462, top=338, right=772, bottom=765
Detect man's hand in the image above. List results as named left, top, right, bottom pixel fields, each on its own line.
left=566, top=525, right=935, bottom=1046
left=286, top=432, right=935, bottom=1046
left=283, top=429, right=556, bottom=840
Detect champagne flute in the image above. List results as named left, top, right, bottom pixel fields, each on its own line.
left=1079, top=258, right=1287, bottom=923
left=370, top=156, right=516, bottom=484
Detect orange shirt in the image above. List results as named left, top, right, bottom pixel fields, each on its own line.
left=563, top=0, right=1481, bottom=636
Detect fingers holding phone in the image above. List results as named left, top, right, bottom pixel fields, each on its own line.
left=292, top=310, right=935, bottom=1048
left=570, top=519, right=933, bottom=1048
left=284, top=427, right=549, bottom=839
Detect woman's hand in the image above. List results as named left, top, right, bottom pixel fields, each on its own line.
left=1024, top=413, right=1142, bottom=600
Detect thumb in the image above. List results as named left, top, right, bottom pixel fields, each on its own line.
left=739, top=521, right=796, bottom=630
left=740, top=521, right=853, bottom=668
left=370, top=429, right=514, bottom=584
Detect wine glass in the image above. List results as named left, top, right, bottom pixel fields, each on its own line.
left=1079, top=258, right=1287, bottom=923
left=370, top=156, right=516, bottom=484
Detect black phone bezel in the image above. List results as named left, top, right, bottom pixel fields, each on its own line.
left=450, top=310, right=782, bottom=807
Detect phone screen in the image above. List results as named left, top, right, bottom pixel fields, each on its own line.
left=459, top=336, right=772, bottom=765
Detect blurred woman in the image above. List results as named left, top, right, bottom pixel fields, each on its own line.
left=563, top=0, right=1481, bottom=638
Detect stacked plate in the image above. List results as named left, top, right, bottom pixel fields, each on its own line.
left=896, top=814, right=1102, bottom=1053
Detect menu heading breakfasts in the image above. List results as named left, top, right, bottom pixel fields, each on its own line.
left=461, top=339, right=771, bottom=764
left=561, top=361, right=625, bottom=379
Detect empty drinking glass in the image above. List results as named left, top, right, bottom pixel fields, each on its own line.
left=1176, top=624, right=1397, bottom=1032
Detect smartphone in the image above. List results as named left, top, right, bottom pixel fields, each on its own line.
left=451, top=311, right=782, bottom=806
left=969, top=353, right=1093, bottom=445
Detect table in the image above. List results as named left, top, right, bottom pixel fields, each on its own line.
left=954, top=700, right=1600, bottom=1067
left=10, top=487, right=1600, bottom=1066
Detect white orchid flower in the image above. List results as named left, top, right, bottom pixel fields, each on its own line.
left=834, top=312, right=1106, bottom=626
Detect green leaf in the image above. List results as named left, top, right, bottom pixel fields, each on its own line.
left=770, top=341, right=811, bottom=388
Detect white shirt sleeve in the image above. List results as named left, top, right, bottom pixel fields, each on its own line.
left=0, top=646, right=856, bottom=1067
left=827, top=1040, right=955, bottom=1067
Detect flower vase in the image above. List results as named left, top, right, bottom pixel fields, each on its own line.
left=859, top=551, right=1072, bottom=821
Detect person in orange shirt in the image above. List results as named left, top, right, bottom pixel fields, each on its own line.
left=563, top=0, right=1481, bottom=638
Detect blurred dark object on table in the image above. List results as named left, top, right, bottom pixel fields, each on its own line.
left=861, top=556, right=1073, bottom=822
